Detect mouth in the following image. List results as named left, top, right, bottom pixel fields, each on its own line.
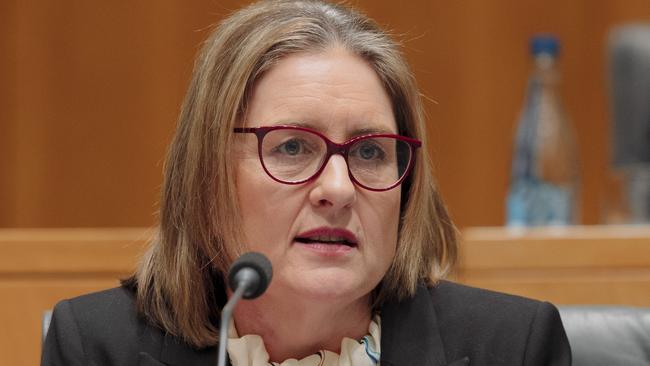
left=294, top=228, right=358, bottom=247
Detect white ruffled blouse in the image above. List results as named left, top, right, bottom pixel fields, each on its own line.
left=226, top=315, right=381, bottom=366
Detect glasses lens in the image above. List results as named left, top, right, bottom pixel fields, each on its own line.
left=348, top=137, right=412, bottom=190
left=260, top=128, right=326, bottom=183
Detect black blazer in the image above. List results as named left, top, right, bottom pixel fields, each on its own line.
left=42, top=280, right=571, bottom=366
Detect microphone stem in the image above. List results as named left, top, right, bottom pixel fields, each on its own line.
left=217, top=284, right=246, bottom=366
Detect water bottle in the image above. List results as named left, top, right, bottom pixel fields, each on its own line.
left=506, top=35, right=580, bottom=227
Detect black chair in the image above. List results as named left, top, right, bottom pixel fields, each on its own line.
left=42, top=310, right=52, bottom=344
left=559, top=306, right=650, bottom=366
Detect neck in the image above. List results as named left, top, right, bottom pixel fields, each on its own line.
left=232, top=292, right=372, bottom=362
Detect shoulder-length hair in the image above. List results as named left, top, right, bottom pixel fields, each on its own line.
left=127, top=0, right=457, bottom=348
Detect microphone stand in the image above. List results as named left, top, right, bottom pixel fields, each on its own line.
left=217, top=269, right=257, bottom=366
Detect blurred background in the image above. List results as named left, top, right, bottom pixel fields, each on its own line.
left=2, top=0, right=650, bottom=229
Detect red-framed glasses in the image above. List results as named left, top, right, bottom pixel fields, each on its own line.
left=234, top=125, right=421, bottom=191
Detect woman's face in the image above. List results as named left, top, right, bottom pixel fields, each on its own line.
left=234, top=48, right=400, bottom=304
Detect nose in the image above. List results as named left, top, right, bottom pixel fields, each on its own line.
left=308, top=155, right=356, bottom=209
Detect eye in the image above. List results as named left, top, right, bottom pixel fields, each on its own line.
left=353, top=140, right=385, bottom=161
left=274, top=138, right=311, bottom=156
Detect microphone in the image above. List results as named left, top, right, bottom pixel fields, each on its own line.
left=227, top=252, right=273, bottom=299
left=217, top=252, right=273, bottom=366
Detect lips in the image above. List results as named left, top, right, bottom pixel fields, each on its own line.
left=294, top=227, right=358, bottom=247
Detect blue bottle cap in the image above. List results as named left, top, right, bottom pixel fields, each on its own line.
left=530, top=34, right=559, bottom=57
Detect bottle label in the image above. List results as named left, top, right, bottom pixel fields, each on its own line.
left=507, top=179, right=575, bottom=226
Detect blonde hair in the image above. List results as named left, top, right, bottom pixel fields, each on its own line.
left=127, top=0, right=457, bottom=348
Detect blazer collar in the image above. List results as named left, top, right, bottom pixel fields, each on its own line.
left=380, top=284, right=469, bottom=366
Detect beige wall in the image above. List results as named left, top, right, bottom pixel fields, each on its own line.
left=2, top=1, right=650, bottom=228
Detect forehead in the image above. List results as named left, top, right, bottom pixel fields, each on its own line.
left=244, top=47, right=397, bottom=138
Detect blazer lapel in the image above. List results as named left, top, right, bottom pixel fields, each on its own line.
left=159, top=332, right=219, bottom=366
left=445, top=357, right=470, bottom=366
left=138, top=352, right=168, bottom=366
left=380, top=284, right=470, bottom=366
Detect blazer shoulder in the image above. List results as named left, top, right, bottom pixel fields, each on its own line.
left=428, top=280, right=571, bottom=365
left=44, top=286, right=160, bottom=365
left=62, top=286, right=140, bottom=331
left=430, top=280, right=544, bottom=312
left=428, top=280, right=554, bottom=331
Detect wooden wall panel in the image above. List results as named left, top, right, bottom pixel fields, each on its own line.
left=0, top=0, right=17, bottom=224
left=2, top=1, right=650, bottom=228
left=1, top=0, right=245, bottom=227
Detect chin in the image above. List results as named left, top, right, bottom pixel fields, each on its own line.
left=288, top=270, right=378, bottom=303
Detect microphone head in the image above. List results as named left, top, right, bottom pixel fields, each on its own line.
left=227, top=252, right=273, bottom=299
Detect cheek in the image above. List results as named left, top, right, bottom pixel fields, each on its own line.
left=235, top=163, right=300, bottom=251
left=236, top=164, right=272, bottom=242
left=361, top=190, right=401, bottom=255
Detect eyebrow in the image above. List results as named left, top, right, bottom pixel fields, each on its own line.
left=269, top=120, right=397, bottom=136
left=349, top=126, right=396, bottom=136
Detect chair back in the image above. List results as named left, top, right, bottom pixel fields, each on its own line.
left=42, top=310, right=53, bottom=344
left=559, top=306, right=650, bottom=366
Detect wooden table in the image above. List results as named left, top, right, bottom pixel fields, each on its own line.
left=455, top=225, right=650, bottom=306
left=0, top=228, right=148, bottom=366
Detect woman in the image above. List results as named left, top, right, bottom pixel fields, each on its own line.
left=42, top=1, right=571, bottom=365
